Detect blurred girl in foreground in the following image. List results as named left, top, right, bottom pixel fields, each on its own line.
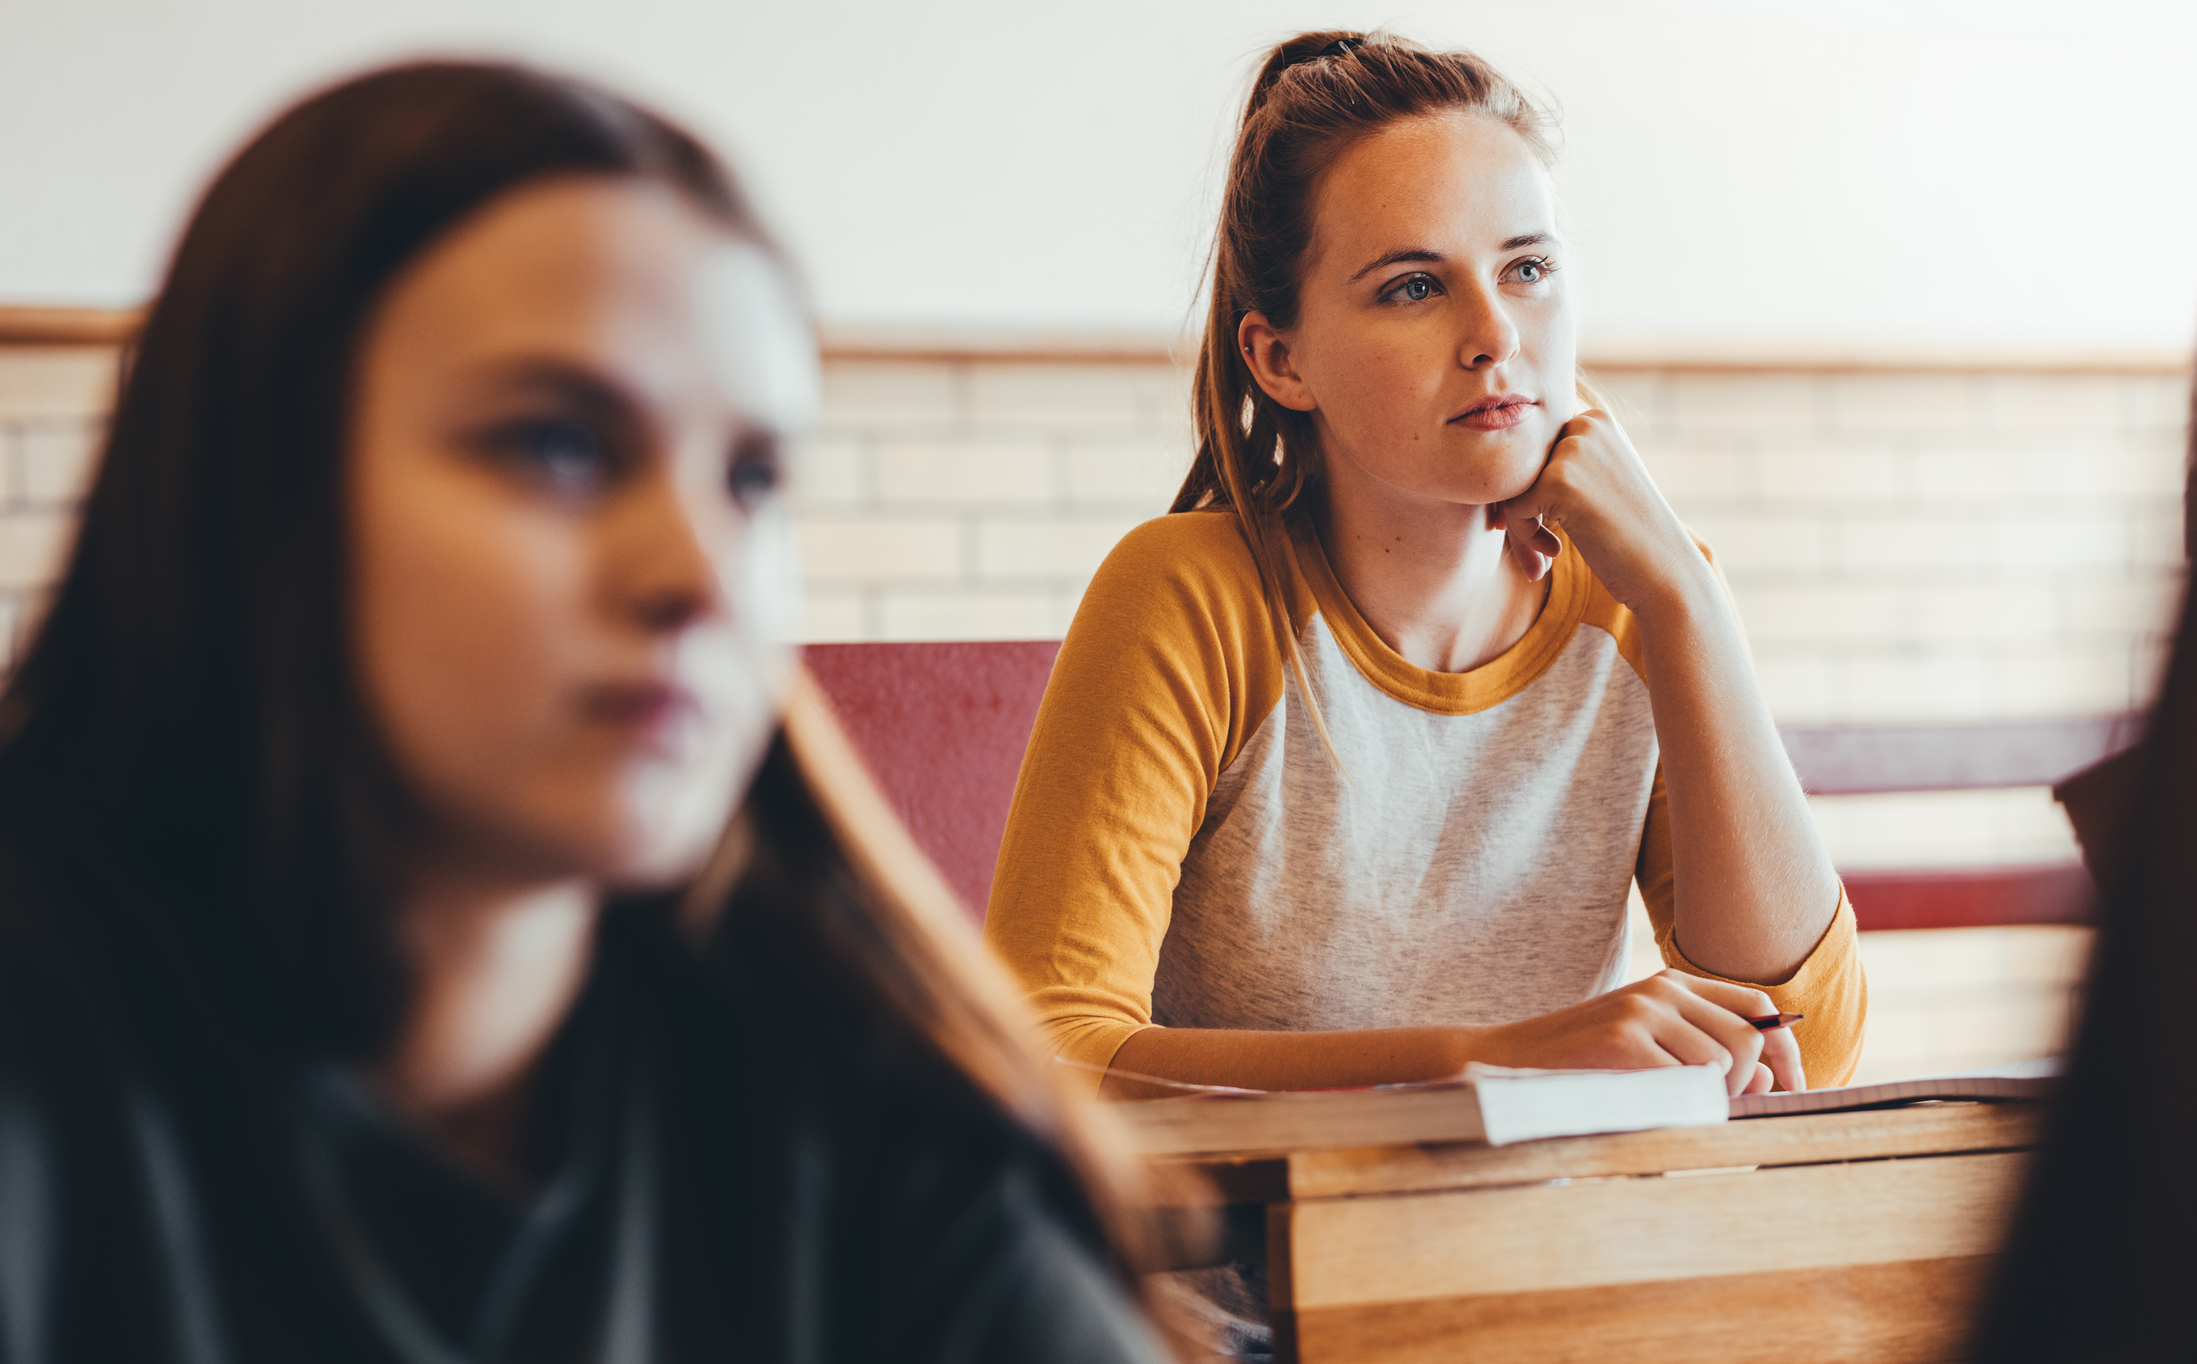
left=0, top=63, right=1170, bottom=1364
left=1966, top=388, right=2197, bottom=1363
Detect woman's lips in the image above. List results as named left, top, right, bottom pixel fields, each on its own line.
left=580, top=680, right=700, bottom=754
left=1450, top=394, right=1536, bottom=431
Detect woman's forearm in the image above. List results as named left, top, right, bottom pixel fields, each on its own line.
left=1100, top=1023, right=1481, bottom=1099
left=1097, top=965, right=1816, bottom=1099
left=1631, top=560, right=1842, bottom=984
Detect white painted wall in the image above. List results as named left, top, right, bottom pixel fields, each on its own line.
left=5, top=0, right=2196, bottom=348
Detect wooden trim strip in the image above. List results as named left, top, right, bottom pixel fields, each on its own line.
left=1276, top=1102, right=2044, bottom=1201
left=820, top=332, right=1191, bottom=366
left=3, top=308, right=2190, bottom=375
left=822, top=337, right=2197, bottom=374
left=1583, top=345, right=2194, bottom=377
left=0, top=307, right=143, bottom=347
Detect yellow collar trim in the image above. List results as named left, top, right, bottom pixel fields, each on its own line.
left=1286, top=519, right=1590, bottom=717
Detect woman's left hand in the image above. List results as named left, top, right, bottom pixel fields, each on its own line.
left=1495, top=408, right=1707, bottom=615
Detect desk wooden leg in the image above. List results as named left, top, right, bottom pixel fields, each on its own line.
left=1268, top=1202, right=1298, bottom=1364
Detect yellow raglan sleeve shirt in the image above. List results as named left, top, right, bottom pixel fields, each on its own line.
left=982, top=513, right=1296, bottom=1080
left=986, top=511, right=1866, bottom=1092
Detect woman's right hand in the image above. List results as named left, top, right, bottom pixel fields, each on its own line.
left=1463, top=971, right=1806, bottom=1097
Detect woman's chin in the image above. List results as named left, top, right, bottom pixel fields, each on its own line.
left=579, top=825, right=700, bottom=892
left=1445, top=461, right=1551, bottom=509
left=1443, top=429, right=1551, bottom=492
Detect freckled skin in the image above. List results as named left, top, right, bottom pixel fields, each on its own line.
left=1282, top=113, right=1575, bottom=511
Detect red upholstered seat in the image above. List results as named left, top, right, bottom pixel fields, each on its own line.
left=804, top=641, right=1061, bottom=922
left=807, top=639, right=2133, bottom=932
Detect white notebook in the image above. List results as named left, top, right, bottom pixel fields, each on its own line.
left=1113, top=1062, right=1729, bottom=1156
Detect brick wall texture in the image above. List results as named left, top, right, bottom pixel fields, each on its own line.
left=3, top=343, right=2183, bottom=1082
left=797, top=359, right=2190, bottom=723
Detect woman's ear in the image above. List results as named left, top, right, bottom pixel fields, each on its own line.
left=1239, top=312, right=1317, bottom=413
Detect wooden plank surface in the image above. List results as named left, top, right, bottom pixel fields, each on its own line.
left=1283, top=1150, right=2026, bottom=1308
left=1290, top=1256, right=1995, bottom=1364
left=1282, top=1102, right=2044, bottom=1199
left=1781, top=712, right=2142, bottom=793
left=0, top=307, right=140, bottom=346
left=6, top=306, right=2191, bottom=374
left=1843, top=864, right=2093, bottom=929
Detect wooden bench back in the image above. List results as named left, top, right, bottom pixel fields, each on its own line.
left=805, top=640, right=2138, bottom=930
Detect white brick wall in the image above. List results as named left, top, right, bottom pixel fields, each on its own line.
left=1612, top=370, right=2189, bottom=730
left=4, top=340, right=2183, bottom=1083
left=791, top=363, right=2192, bottom=735
left=790, top=358, right=1196, bottom=641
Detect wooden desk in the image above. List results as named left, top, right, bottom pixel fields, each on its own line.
left=1163, top=1103, right=2044, bottom=1364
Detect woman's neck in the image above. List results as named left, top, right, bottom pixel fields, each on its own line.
left=368, top=869, right=599, bottom=1191
left=1314, top=473, right=1548, bottom=675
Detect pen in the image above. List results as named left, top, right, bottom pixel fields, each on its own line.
left=1748, top=1012, right=1804, bottom=1030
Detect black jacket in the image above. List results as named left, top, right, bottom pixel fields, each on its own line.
left=0, top=835, right=1167, bottom=1364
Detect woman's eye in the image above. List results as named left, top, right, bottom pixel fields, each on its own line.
left=1380, top=273, right=1440, bottom=305
left=727, top=435, right=783, bottom=509
left=494, top=418, right=612, bottom=494
left=1510, top=256, right=1557, bottom=285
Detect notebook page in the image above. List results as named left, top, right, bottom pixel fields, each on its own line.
left=1731, top=1058, right=2061, bottom=1119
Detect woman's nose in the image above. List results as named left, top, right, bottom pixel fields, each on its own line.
left=616, top=469, right=728, bottom=634
left=1458, top=283, right=1522, bottom=369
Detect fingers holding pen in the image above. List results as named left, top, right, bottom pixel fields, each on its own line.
left=1754, top=1014, right=1809, bottom=1094
left=1474, top=971, right=1808, bottom=1097
left=1659, top=972, right=1809, bottom=1094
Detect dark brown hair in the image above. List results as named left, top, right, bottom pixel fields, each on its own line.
left=0, top=57, right=1161, bottom=1288
left=0, top=60, right=767, bottom=1056
left=1963, top=375, right=2197, bottom=1363
left=1171, top=31, right=1559, bottom=750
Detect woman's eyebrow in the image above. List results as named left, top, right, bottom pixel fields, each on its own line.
left=469, top=357, right=639, bottom=418
left=1349, top=248, right=1443, bottom=283
left=1348, top=233, right=1558, bottom=284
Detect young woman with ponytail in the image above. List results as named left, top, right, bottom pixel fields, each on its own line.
left=987, top=32, right=1864, bottom=1110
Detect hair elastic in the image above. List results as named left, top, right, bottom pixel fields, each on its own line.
left=1284, top=35, right=1367, bottom=70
